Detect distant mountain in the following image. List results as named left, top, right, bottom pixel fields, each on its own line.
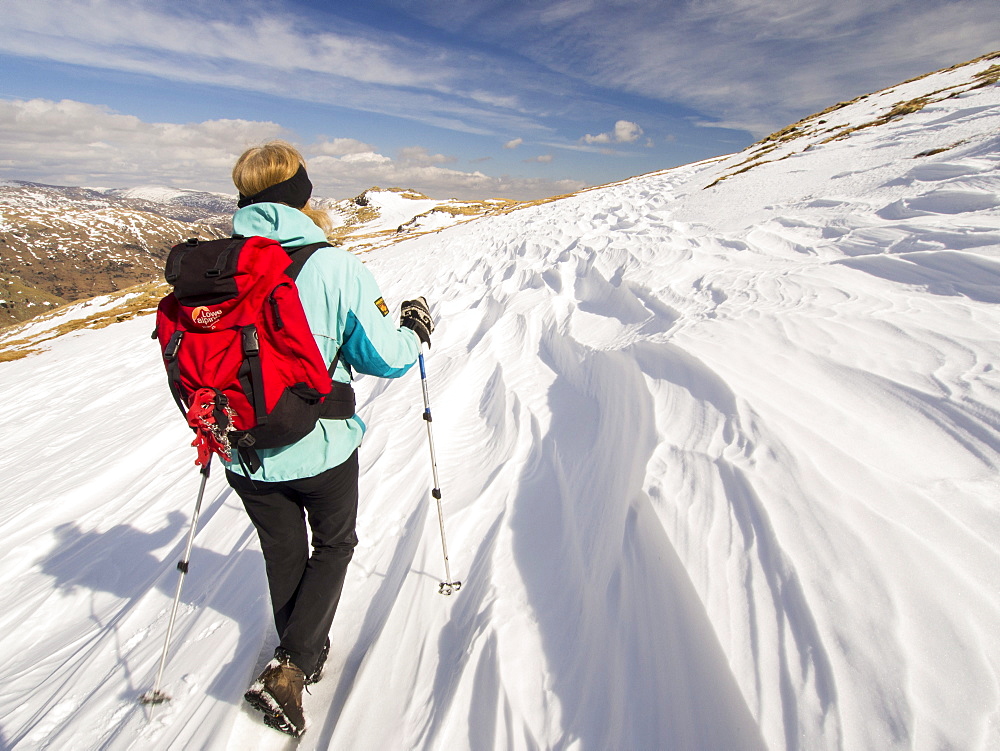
left=0, top=181, right=233, bottom=325
left=104, top=185, right=238, bottom=220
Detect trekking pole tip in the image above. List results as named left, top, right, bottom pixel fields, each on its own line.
left=140, top=689, right=171, bottom=705
left=438, top=580, right=462, bottom=596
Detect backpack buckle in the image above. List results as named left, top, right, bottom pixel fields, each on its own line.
left=241, top=325, right=260, bottom=355
left=164, top=330, right=184, bottom=360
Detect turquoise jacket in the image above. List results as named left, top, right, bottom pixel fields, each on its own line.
left=222, top=203, right=420, bottom=481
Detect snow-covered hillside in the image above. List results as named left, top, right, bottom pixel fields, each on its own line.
left=321, top=187, right=519, bottom=253
left=106, top=186, right=236, bottom=215
left=0, top=181, right=232, bottom=326
left=0, top=54, right=998, bottom=750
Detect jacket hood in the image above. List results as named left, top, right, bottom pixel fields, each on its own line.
left=232, top=203, right=328, bottom=248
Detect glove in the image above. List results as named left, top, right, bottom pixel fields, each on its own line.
left=400, top=296, right=434, bottom=348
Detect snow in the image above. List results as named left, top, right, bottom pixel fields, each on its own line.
left=1, top=66, right=999, bottom=751
left=0, top=293, right=137, bottom=344
left=404, top=210, right=468, bottom=233
left=116, top=186, right=193, bottom=203
left=358, top=190, right=446, bottom=234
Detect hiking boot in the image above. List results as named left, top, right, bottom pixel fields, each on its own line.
left=306, top=638, right=331, bottom=686
left=244, top=651, right=307, bottom=737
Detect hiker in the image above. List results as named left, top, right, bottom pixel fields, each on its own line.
left=224, top=141, right=433, bottom=736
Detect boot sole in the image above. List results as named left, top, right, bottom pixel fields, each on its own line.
left=263, top=712, right=304, bottom=737
left=244, top=688, right=305, bottom=738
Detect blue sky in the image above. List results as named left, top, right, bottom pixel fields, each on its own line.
left=0, top=0, right=997, bottom=200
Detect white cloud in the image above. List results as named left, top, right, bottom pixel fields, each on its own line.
left=504, top=138, right=524, bottom=149
left=583, top=120, right=644, bottom=145
left=398, top=146, right=457, bottom=166
left=311, top=138, right=377, bottom=157
left=614, top=121, right=644, bottom=143
left=339, top=152, right=393, bottom=165
left=0, top=98, right=582, bottom=200
left=0, top=98, right=284, bottom=190
left=524, top=154, right=554, bottom=163
left=308, top=153, right=583, bottom=200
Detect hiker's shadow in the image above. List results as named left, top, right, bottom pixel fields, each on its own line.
left=38, top=506, right=266, bottom=704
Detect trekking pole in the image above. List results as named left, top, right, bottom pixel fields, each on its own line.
left=141, top=459, right=212, bottom=705
left=418, top=347, right=461, bottom=595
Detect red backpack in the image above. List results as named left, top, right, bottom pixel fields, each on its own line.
left=155, top=235, right=354, bottom=471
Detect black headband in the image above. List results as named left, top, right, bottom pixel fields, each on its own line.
left=237, top=163, right=313, bottom=209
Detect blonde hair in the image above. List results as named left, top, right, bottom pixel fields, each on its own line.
left=232, top=140, right=333, bottom=235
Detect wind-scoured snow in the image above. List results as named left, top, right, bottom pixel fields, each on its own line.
left=0, top=60, right=998, bottom=751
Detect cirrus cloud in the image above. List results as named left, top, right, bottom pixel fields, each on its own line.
left=0, top=0, right=567, bottom=139
left=385, top=0, right=1000, bottom=137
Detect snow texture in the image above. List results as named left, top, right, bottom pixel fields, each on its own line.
left=0, top=65, right=999, bottom=750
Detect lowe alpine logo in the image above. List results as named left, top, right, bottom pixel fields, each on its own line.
left=191, top=306, right=224, bottom=328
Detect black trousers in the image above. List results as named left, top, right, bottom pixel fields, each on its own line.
left=226, top=450, right=359, bottom=676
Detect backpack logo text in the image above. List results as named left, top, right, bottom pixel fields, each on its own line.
left=192, top=306, right=224, bottom=328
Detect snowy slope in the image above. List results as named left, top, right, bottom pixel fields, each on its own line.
left=0, top=57, right=999, bottom=751
left=324, top=188, right=518, bottom=254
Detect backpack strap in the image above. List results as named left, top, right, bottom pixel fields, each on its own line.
left=320, top=380, right=356, bottom=419
left=320, top=349, right=356, bottom=419
left=285, top=241, right=357, bottom=413
left=163, top=330, right=187, bottom=416
left=237, top=324, right=268, bottom=426
left=237, top=444, right=262, bottom=475
left=165, top=238, right=200, bottom=284
left=284, top=241, right=332, bottom=280
left=207, top=236, right=245, bottom=278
